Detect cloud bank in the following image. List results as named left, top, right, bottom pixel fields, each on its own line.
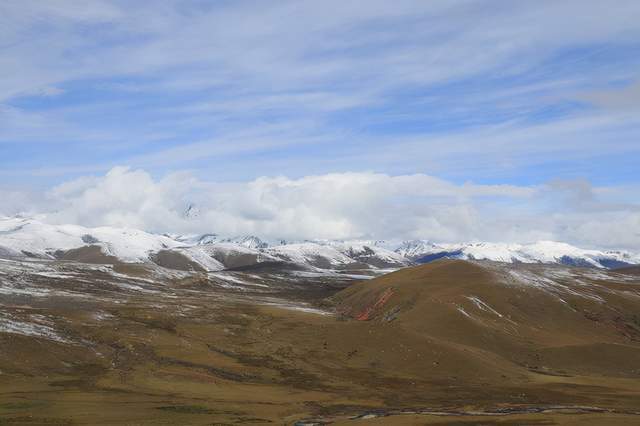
left=5, top=167, right=638, bottom=251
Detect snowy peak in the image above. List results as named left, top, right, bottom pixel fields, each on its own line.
left=171, top=233, right=268, bottom=249
left=0, top=217, right=638, bottom=273
left=395, top=240, right=441, bottom=259
left=321, top=240, right=410, bottom=268
left=183, top=203, right=201, bottom=219
left=0, top=216, right=180, bottom=263
left=220, top=235, right=268, bottom=249
left=397, top=240, right=640, bottom=269
left=0, top=218, right=408, bottom=273
left=196, top=233, right=220, bottom=245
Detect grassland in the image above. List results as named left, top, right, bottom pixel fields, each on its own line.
left=1, top=259, right=640, bottom=424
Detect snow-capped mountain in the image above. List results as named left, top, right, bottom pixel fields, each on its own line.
left=178, top=242, right=277, bottom=270
left=266, top=242, right=354, bottom=269
left=0, top=217, right=408, bottom=273
left=320, top=240, right=410, bottom=268
left=183, top=203, right=201, bottom=219
left=395, top=240, right=443, bottom=259
left=1, top=216, right=638, bottom=273
left=221, top=235, right=268, bottom=249
left=168, top=233, right=267, bottom=249
left=396, top=240, right=640, bottom=269
left=0, top=216, right=180, bottom=263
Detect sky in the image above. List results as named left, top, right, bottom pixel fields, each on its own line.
left=1, top=1, right=639, bottom=249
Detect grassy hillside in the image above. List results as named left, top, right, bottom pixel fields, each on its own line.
left=1, top=259, right=640, bottom=424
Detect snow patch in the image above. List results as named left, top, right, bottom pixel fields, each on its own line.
left=0, top=313, right=71, bottom=343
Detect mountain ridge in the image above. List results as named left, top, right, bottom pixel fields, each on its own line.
left=1, top=216, right=638, bottom=272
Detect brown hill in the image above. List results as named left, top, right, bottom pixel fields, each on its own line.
left=615, top=265, right=640, bottom=276
left=331, top=259, right=640, bottom=378
left=55, top=245, right=120, bottom=264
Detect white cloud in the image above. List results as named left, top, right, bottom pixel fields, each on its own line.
left=0, top=188, right=39, bottom=217
left=1, top=166, right=633, bottom=250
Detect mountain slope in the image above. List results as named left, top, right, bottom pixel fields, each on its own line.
left=331, top=260, right=640, bottom=377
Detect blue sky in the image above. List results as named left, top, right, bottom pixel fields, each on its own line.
left=1, top=1, right=639, bottom=247
left=2, top=0, right=639, bottom=187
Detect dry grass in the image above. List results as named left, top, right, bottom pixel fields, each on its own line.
left=1, top=260, right=640, bottom=424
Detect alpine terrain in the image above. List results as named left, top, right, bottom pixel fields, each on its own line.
left=1, top=216, right=640, bottom=424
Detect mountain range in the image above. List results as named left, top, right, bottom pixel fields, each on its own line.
left=1, top=216, right=638, bottom=273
